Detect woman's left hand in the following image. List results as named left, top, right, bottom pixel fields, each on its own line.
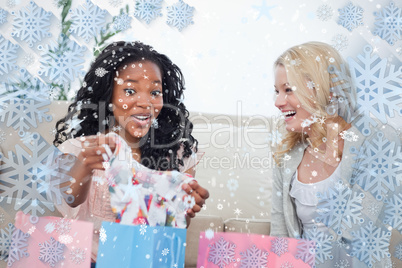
left=182, top=180, right=209, bottom=218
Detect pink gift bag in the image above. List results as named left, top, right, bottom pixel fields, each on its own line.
left=7, top=211, right=93, bottom=267
left=197, top=231, right=315, bottom=268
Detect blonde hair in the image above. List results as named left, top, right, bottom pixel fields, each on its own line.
left=273, top=41, right=355, bottom=161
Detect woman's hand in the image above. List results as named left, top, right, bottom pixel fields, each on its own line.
left=182, top=180, right=210, bottom=218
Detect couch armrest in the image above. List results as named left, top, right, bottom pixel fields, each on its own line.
left=224, top=218, right=271, bottom=235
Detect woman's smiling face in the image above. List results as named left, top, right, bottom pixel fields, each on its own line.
left=111, top=60, right=164, bottom=143
left=274, top=65, right=312, bottom=133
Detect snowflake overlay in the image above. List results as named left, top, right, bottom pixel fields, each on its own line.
left=240, top=244, right=268, bottom=268
left=351, top=221, right=391, bottom=267
left=373, top=2, right=402, bottom=45
left=70, top=247, right=86, bottom=265
left=38, top=35, right=87, bottom=85
left=208, top=237, right=236, bottom=268
left=39, top=237, right=65, bottom=267
left=0, top=9, right=7, bottom=24
left=11, top=1, right=52, bottom=47
left=271, top=237, right=289, bottom=257
left=295, top=239, right=316, bottom=267
left=350, top=131, right=401, bottom=201
left=112, top=13, right=132, bottom=32
left=166, top=0, right=194, bottom=31
left=268, top=130, right=283, bottom=146
left=316, top=4, right=333, bottom=21
left=303, top=226, right=333, bottom=264
left=0, top=35, right=19, bottom=76
left=99, top=226, right=107, bottom=244
left=347, top=45, right=402, bottom=136
left=335, top=259, right=350, bottom=268
left=395, top=243, right=402, bottom=260
left=0, top=223, right=14, bottom=262
left=134, top=0, right=163, bottom=24
left=69, top=0, right=107, bottom=42
left=0, top=132, right=74, bottom=216
left=7, top=228, right=30, bottom=266
left=383, top=193, right=402, bottom=232
left=56, top=218, right=71, bottom=235
left=332, top=34, right=348, bottom=51
left=338, top=2, right=364, bottom=32
left=280, top=261, right=294, bottom=268
left=45, top=222, right=56, bottom=234
left=316, top=181, right=364, bottom=235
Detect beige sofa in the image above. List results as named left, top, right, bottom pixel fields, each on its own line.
left=1, top=100, right=400, bottom=268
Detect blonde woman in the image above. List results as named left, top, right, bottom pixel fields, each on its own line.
left=270, top=42, right=400, bottom=267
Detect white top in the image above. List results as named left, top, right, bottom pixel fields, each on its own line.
left=289, top=163, right=341, bottom=237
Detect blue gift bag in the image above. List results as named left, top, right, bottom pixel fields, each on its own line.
left=97, top=222, right=187, bottom=268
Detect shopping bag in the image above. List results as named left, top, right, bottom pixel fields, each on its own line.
left=97, top=221, right=187, bottom=268
left=197, top=231, right=315, bottom=268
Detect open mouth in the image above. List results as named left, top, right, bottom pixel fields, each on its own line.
left=283, top=110, right=296, bottom=118
left=131, top=114, right=151, bottom=126
left=132, top=114, right=151, bottom=121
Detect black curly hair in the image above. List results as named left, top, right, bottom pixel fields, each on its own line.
left=54, top=41, right=197, bottom=171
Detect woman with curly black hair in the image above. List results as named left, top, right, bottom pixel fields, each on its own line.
left=54, top=41, right=208, bottom=263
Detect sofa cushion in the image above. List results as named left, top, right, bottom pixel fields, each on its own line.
left=224, top=218, right=271, bottom=235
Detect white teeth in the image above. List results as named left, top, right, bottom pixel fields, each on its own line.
left=133, top=115, right=150, bottom=120
left=282, top=111, right=296, bottom=116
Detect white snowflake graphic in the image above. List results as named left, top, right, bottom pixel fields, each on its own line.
left=316, top=181, right=364, bottom=235
left=0, top=35, right=19, bottom=76
left=58, top=234, right=73, bottom=244
left=161, top=248, right=169, bottom=256
left=316, top=4, right=333, bottom=21
left=332, top=34, right=348, bottom=51
left=351, top=221, right=391, bottom=267
left=350, top=131, right=401, bottom=201
left=23, top=53, right=35, bottom=66
left=27, top=226, right=36, bottom=235
left=70, top=247, right=86, bottom=264
left=347, top=45, right=402, bottom=136
left=7, top=227, right=30, bottom=266
left=280, top=261, right=294, bottom=268
left=340, top=130, right=358, bottom=142
left=69, top=0, right=108, bottom=42
left=183, top=195, right=195, bottom=209
left=205, top=228, right=214, bottom=240
left=271, top=237, right=289, bottom=257
left=139, top=224, right=147, bottom=235
left=95, top=67, right=108, bottom=77
left=373, top=2, right=402, bottom=45
left=109, top=0, right=123, bottom=7
left=112, top=13, right=132, bottom=32
left=99, top=226, right=107, bottom=244
left=384, top=193, right=402, bottom=232
left=45, top=222, right=56, bottom=234
left=56, top=218, right=71, bottom=235
left=0, top=213, right=4, bottom=224
left=0, top=130, right=6, bottom=144
left=0, top=132, right=74, bottom=216
left=0, top=8, right=7, bottom=24
left=134, top=0, right=163, bottom=24
left=166, top=0, right=194, bottom=31
left=335, top=259, right=350, bottom=268
left=11, top=1, right=52, bottom=47
left=38, top=35, right=87, bottom=86
left=39, top=237, right=65, bottom=267
left=367, top=203, right=380, bottom=216
left=238, top=244, right=268, bottom=268
left=268, top=130, right=283, bottom=146
left=0, top=223, right=14, bottom=262
left=295, top=239, right=316, bottom=267
left=395, top=243, right=402, bottom=260
left=226, top=178, right=239, bottom=191
left=208, top=237, right=236, bottom=268
left=303, top=226, right=333, bottom=264
left=337, top=2, right=364, bottom=32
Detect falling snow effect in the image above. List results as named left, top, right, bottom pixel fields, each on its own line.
left=38, top=237, right=65, bottom=267
left=383, top=193, right=402, bottom=232
left=332, top=34, right=348, bottom=51
left=45, top=222, right=56, bottom=234
left=38, top=35, right=87, bottom=85
left=295, top=239, right=316, bottom=267
left=350, top=131, right=401, bottom=201
left=316, top=181, right=364, bottom=235
left=337, top=2, right=364, bottom=32
left=239, top=244, right=268, bottom=268
left=0, top=9, right=7, bottom=24
left=99, top=226, right=107, bottom=244
left=351, top=221, right=391, bottom=267
left=166, top=0, right=194, bottom=31
left=69, top=0, right=108, bottom=42
left=11, top=1, right=52, bottom=47
left=7, top=228, right=30, bottom=266
left=316, top=4, right=333, bottom=21
left=303, top=226, right=333, bottom=264
left=0, top=35, right=19, bottom=76
left=208, top=236, right=236, bottom=268
left=134, top=0, right=163, bottom=24
left=56, top=218, right=71, bottom=235
left=0, top=132, right=74, bottom=217
left=0, top=223, right=14, bottom=262
left=70, top=247, right=86, bottom=264
left=347, top=45, right=402, bottom=136
left=271, top=237, right=289, bottom=257
left=373, top=2, right=402, bottom=45
left=112, top=13, right=132, bottom=32
left=268, top=130, right=283, bottom=146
